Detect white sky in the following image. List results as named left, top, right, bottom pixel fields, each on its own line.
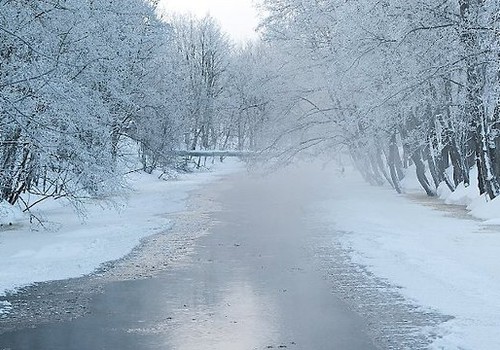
left=157, top=0, right=260, bottom=43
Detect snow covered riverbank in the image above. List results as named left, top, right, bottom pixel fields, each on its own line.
left=0, top=161, right=242, bottom=311
left=319, top=169, right=500, bottom=349
left=2, top=159, right=499, bottom=349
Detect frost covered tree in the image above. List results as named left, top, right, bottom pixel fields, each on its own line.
left=0, top=0, right=190, bottom=209
left=256, top=0, right=500, bottom=199
left=170, top=15, right=231, bottom=152
left=0, top=0, right=119, bottom=207
left=224, top=43, right=275, bottom=151
left=0, top=0, right=259, bottom=212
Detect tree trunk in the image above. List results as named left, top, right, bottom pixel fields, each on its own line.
left=412, top=147, right=436, bottom=196
left=376, top=146, right=394, bottom=188
left=388, top=134, right=402, bottom=194
left=460, top=0, right=500, bottom=199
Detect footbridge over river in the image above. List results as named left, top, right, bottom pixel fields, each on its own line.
left=169, top=150, right=260, bottom=158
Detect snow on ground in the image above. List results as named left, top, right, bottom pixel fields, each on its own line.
left=0, top=202, right=23, bottom=227
left=0, top=159, right=242, bottom=311
left=319, top=168, right=500, bottom=349
left=401, top=164, right=500, bottom=225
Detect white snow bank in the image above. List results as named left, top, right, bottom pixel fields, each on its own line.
left=438, top=166, right=500, bottom=224
left=400, top=164, right=424, bottom=192
left=402, top=164, right=500, bottom=225
left=444, top=182, right=479, bottom=206
left=442, top=167, right=480, bottom=207
left=0, top=201, right=23, bottom=226
left=0, top=159, right=243, bottom=309
left=319, top=168, right=500, bottom=350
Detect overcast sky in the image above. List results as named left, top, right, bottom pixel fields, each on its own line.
left=157, top=0, right=260, bottom=42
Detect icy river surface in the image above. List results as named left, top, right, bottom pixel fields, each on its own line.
left=0, top=163, right=446, bottom=349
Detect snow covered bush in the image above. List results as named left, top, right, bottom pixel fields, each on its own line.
left=0, top=200, right=22, bottom=226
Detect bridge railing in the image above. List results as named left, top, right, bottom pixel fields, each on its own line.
left=168, top=150, right=257, bottom=158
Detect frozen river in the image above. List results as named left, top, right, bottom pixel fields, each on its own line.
left=0, top=167, right=454, bottom=350
left=0, top=164, right=380, bottom=349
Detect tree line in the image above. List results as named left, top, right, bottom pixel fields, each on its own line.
left=255, top=0, right=500, bottom=199
left=3, top=0, right=499, bottom=213
left=0, top=0, right=267, bottom=211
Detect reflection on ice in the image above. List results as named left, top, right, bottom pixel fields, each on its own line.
left=167, top=281, right=278, bottom=350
